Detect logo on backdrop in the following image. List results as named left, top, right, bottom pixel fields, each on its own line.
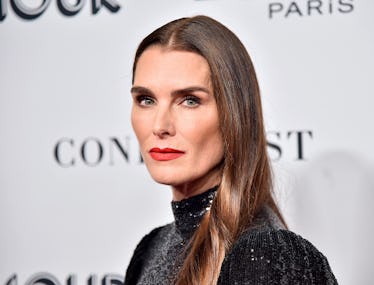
left=52, top=130, right=313, bottom=167
left=267, top=130, right=313, bottom=161
left=5, top=273, right=123, bottom=285
left=268, top=0, right=354, bottom=19
left=0, top=0, right=121, bottom=21
left=53, top=136, right=137, bottom=167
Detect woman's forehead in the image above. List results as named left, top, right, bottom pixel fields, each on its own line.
left=134, top=46, right=211, bottom=88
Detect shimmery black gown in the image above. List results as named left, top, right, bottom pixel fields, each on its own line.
left=124, top=187, right=338, bottom=285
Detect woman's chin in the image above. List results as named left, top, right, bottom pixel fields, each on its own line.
left=149, top=170, right=195, bottom=188
left=151, top=174, right=179, bottom=186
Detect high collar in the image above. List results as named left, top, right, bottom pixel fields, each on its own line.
left=171, top=186, right=218, bottom=239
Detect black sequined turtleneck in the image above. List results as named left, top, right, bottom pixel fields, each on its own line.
left=124, top=188, right=338, bottom=285
left=172, top=186, right=216, bottom=239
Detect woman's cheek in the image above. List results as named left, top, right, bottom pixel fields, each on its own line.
left=132, top=109, right=151, bottom=140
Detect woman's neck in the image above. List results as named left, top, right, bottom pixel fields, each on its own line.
left=171, top=166, right=221, bottom=201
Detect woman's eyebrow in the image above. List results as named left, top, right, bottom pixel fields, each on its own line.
left=171, top=86, right=211, bottom=96
left=130, top=86, right=154, bottom=96
left=130, top=86, right=210, bottom=96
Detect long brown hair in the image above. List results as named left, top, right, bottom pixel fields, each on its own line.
left=132, top=15, right=286, bottom=285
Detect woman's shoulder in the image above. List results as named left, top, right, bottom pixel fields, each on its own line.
left=127, top=222, right=173, bottom=258
left=135, top=223, right=172, bottom=247
left=124, top=223, right=172, bottom=285
left=220, top=227, right=338, bottom=284
left=229, top=227, right=330, bottom=264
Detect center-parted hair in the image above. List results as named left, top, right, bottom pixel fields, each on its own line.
left=132, top=15, right=286, bottom=285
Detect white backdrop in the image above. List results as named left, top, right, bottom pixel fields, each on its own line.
left=1, top=0, right=373, bottom=284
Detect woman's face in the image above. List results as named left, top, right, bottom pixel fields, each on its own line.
left=131, top=46, right=224, bottom=199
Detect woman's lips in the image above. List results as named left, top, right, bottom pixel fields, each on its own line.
left=149, top=147, right=185, bottom=161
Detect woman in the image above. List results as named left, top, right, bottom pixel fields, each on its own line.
left=125, top=15, right=337, bottom=285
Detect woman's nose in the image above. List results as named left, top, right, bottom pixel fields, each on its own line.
left=152, top=107, right=176, bottom=138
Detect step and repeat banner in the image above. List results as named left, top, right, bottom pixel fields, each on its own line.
left=1, top=0, right=373, bottom=284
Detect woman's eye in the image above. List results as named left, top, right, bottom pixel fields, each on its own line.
left=136, top=96, right=155, bottom=106
left=182, top=96, right=200, bottom=107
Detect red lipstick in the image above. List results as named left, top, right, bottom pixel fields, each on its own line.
left=149, top=147, right=185, bottom=161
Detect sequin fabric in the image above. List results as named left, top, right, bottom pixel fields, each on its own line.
left=172, top=186, right=216, bottom=239
left=124, top=187, right=338, bottom=285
